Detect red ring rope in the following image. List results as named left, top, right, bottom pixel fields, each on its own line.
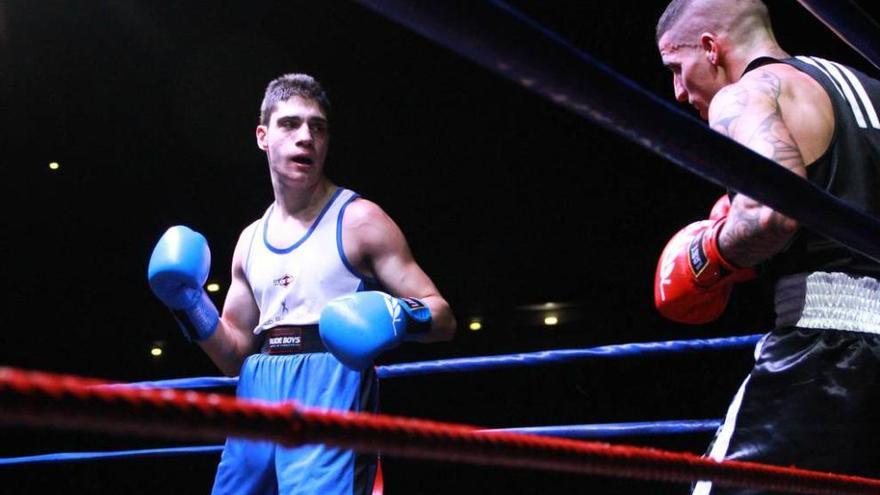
left=2, top=367, right=878, bottom=495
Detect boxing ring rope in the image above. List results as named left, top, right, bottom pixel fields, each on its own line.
left=98, top=375, right=239, bottom=390
left=2, top=368, right=880, bottom=495
left=1, top=335, right=752, bottom=467
left=375, top=334, right=761, bottom=378
left=797, top=0, right=880, bottom=72
left=0, top=446, right=225, bottom=466
left=0, top=420, right=723, bottom=467
left=351, top=0, right=880, bottom=263
left=93, top=335, right=762, bottom=388
left=488, top=419, right=722, bottom=439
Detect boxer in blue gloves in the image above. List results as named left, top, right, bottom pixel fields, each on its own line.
left=148, top=73, right=456, bottom=495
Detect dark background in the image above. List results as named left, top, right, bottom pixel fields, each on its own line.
left=2, top=1, right=878, bottom=493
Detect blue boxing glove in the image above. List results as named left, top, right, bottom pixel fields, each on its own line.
left=147, top=225, right=219, bottom=342
left=319, top=291, right=432, bottom=371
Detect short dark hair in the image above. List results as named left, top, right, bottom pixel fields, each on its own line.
left=656, top=0, right=695, bottom=42
left=657, top=0, right=773, bottom=44
left=259, top=73, right=331, bottom=125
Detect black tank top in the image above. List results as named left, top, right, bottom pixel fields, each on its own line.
left=740, top=56, right=880, bottom=280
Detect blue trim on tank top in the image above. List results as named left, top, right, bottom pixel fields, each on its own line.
left=338, top=193, right=381, bottom=288
left=262, top=187, right=344, bottom=254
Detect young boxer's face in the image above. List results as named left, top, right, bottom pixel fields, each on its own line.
left=257, top=96, right=329, bottom=186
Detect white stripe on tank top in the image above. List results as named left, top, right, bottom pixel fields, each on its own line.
left=244, top=188, right=373, bottom=335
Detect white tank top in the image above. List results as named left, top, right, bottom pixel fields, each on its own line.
left=243, top=188, right=377, bottom=335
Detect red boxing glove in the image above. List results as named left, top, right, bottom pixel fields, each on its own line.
left=654, top=211, right=756, bottom=324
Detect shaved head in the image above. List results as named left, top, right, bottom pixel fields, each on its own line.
left=657, top=0, right=774, bottom=47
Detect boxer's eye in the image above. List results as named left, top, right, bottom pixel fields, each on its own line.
left=278, top=118, right=302, bottom=129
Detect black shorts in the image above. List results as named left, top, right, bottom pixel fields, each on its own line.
left=695, top=326, right=880, bottom=495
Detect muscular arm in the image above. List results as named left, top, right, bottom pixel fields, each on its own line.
left=198, top=225, right=261, bottom=376
left=344, top=200, right=456, bottom=342
left=708, top=70, right=807, bottom=267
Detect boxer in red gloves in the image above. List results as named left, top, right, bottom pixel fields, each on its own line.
left=654, top=1, right=880, bottom=493
left=654, top=194, right=755, bottom=324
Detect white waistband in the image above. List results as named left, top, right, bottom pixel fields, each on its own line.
left=775, top=272, right=880, bottom=334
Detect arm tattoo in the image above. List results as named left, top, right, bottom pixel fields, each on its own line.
left=742, top=72, right=806, bottom=172
left=709, top=71, right=804, bottom=266
left=719, top=203, right=795, bottom=267
left=710, top=86, right=748, bottom=138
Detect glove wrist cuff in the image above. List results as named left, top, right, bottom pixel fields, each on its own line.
left=705, top=218, right=741, bottom=270
left=690, top=218, right=737, bottom=287
left=173, top=290, right=219, bottom=342
left=399, top=297, right=432, bottom=337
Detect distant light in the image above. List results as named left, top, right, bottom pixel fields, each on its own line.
left=468, top=321, right=482, bottom=331
left=206, top=283, right=220, bottom=293
left=544, top=315, right=559, bottom=326
left=151, top=340, right=166, bottom=358
left=48, top=161, right=60, bottom=170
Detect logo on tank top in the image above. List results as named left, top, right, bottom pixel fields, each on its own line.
left=273, top=274, right=294, bottom=287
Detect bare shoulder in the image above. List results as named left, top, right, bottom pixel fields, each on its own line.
left=755, top=63, right=817, bottom=86
left=742, top=64, right=828, bottom=104
left=719, top=67, right=786, bottom=104
left=707, top=80, right=752, bottom=138
left=716, top=64, right=805, bottom=103
left=341, top=198, right=404, bottom=250
left=746, top=64, right=833, bottom=164
left=709, top=63, right=819, bottom=172
left=341, top=197, right=388, bottom=226
left=709, top=66, right=790, bottom=135
left=341, top=198, right=404, bottom=237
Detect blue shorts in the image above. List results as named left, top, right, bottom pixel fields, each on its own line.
left=211, top=352, right=378, bottom=495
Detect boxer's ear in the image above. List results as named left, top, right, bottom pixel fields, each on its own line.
left=256, top=125, right=268, bottom=151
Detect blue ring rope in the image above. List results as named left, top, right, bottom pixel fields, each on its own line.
left=94, top=376, right=238, bottom=390
left=375, top=334, right=761, bottom=379
left=0, top=419, right=720, bottom=466
left=89, top=335, right=762, bottom=389
left=352, top=0, right=880, bottom=262
left=0, top=446, right=224, bottom=466
left=489, top=419, right=721, bottom=439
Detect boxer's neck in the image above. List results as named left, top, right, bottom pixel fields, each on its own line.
left=273, top=177, right=335, bottom=223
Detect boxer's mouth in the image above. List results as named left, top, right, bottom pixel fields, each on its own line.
left=291, top=155, right=314, bottom=165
